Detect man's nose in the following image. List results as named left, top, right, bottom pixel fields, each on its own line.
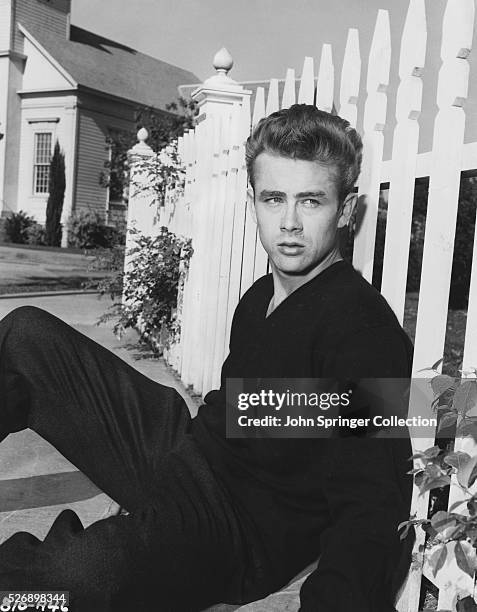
left=280, top=203, right=303, bottom=232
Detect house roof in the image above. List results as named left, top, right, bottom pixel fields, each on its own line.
left=29, top=25, right=200, bottom=111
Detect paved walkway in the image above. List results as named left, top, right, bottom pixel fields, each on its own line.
left=0, top=292, right=198, bottom=543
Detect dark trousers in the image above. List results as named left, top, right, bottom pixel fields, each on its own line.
left=0, top=306, right=251, bottom=611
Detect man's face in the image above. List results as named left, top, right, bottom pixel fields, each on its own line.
left=249, top=152, right=353, bottom=280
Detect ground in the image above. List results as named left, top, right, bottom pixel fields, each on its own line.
left=0, top=243, right=110, bottom=294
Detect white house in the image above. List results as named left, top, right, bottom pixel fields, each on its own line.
left=0, top=0, right=199, bottom=244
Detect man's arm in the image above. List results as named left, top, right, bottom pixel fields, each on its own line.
left=299, top=326, right=414, bottom=612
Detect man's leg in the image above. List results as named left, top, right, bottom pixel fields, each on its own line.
left=0, top=306, right=246, bottom=610
left=0, top=305, right=191, bottom=509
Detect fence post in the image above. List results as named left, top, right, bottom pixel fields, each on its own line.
left=179, top=49, right=251, bottom=393
left=122, top=128, right=155, bottom=303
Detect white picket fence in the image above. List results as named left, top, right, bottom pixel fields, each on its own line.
left=125, top=0, right=477, bottom=609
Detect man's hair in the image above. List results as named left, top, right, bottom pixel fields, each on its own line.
left=245, top=104, right=363, bottom=203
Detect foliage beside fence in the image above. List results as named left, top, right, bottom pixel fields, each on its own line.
left=96, top=226, right=192, bottom=353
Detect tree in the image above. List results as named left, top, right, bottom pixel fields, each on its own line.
left=44, top=140, right=66, bottom=246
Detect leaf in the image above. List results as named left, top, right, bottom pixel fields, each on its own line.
left=424, top=446, right=442, bottom=459
left=444, top=451, right=471, bottom=470
left=453, top=381, right=477, bottom=417
left=438, top=411, right=458, bottom=432
left=407, top=467, right=424, bottom=475
left=468, top=498, right=477, bottom=517
left=431, top=511, right=456, bottom=535
left=398, top=521, right=412, bottom=541
left=419, top=475, right=451, bottom=495
left=457, top=455, right=477, bottom=488
left=427, top=464, right=445, bottom=479
left=449, top=499, right=467, bottom=512
left=431, top=357, right=444, bottom=371
left=422, top=522, right=438, bottom=539
left=431, top=374, right=457, bottom=398
left=428, top=543, right=447, bottom=577
left=457, top=419, right=477, bottom=443
left=455, top=541, right=477, bottom=578
left=415, top=471, right=426, bottom=487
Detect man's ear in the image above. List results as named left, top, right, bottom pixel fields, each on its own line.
left=247, top=186, right=257, bottom=224
left=337, top=192, right=357, bottom=229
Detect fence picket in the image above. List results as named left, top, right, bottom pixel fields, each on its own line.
left=380, top=0, right=427, bottom=325
left=281, top=68, right=296, bottom=109
left=201, top=114, right=232, bottom=393
left=182, top=117, right=215, bottom=387
left=225, top=97, right=250, bottom=348
left=316, top=43, right=334, bottom=113
left=175, top=130, right=195, bottom=374
left=252, top=86, right=266, bottom=128
left=252, top=85, right=269, bottom=281
left=194, top=115, right=223, bottom=393
left=339, top=28, right=361, bottom=127
left=298, top=56, right=315, bottom=104
left=211, top=106, right=243, bottom=388
left=266, top=78, right=280, bottom=116
left=352, top=9, right=391, bottom=281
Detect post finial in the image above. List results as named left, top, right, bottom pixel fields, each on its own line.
left=137, top=127, right=149, bottom=143
left=128, top=127, right=154, bottom=157
left=213, top=47, right=234, bottom=76
left=202, top=47, right=240, bottom=89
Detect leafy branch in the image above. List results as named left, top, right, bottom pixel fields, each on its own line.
left=398, top=363, right=477, bottom=605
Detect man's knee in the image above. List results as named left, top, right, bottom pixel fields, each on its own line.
left=2, top=305, right=51, bottom=327
left=0, top=306, right=60, bottom=344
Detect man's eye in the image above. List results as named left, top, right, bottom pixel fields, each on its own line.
left=301, top=199, right=320, bottom=208
left=265, top=197, right=283, bottom=205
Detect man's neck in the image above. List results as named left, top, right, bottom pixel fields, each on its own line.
left=269, top=249, right=343, bottom=312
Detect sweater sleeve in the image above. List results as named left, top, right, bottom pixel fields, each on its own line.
left=299, top=326, right=414, bottom=612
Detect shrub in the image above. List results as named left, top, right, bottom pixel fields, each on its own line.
left=26, top=222, right=46, bottom=246
left=95, top=227, right=193, bottom=352
left=399, top=364, right=477, bottom=610
left=3, top=210, right=36, bottom=244
left=67, top=211, right=125, bottom=249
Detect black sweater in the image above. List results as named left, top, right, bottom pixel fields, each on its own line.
left=192, top=260, right=414, bottom=612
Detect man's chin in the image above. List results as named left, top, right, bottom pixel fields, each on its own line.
left=273, top=261, right=312, bottom=277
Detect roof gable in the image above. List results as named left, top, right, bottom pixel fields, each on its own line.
left=24, top=24, right=200, bottom=110
left=19, top=24, right=76, bottom=92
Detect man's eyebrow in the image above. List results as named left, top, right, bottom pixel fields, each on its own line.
left=295, top=191, right=328, bottom=199
left=258, top=190, right=328, bottom=199
left=258, top=190, right=286, bottom=198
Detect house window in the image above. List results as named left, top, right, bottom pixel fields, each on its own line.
left=33, top=132, right=52, bottom=194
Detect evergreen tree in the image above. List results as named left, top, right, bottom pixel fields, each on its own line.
left=45, top=140, right=66, bottom=246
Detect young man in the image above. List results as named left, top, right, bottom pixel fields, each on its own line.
left=0, top=104, right=413, bottom=611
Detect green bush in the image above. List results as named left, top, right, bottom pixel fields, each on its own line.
left=3, top=210, right=36, bottom=244
left=26, top=222, right=46, bottom=246
left=67, top=211, right=125, bottom=249
left=96, top=227, right=193, bottom=351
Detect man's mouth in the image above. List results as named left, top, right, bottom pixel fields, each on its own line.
left=277, top=242, right=306, bottom=255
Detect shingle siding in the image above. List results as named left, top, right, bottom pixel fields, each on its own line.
left=0, top=0, right=12, bottom=50
left=14, top=0, right=70, bottom=53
